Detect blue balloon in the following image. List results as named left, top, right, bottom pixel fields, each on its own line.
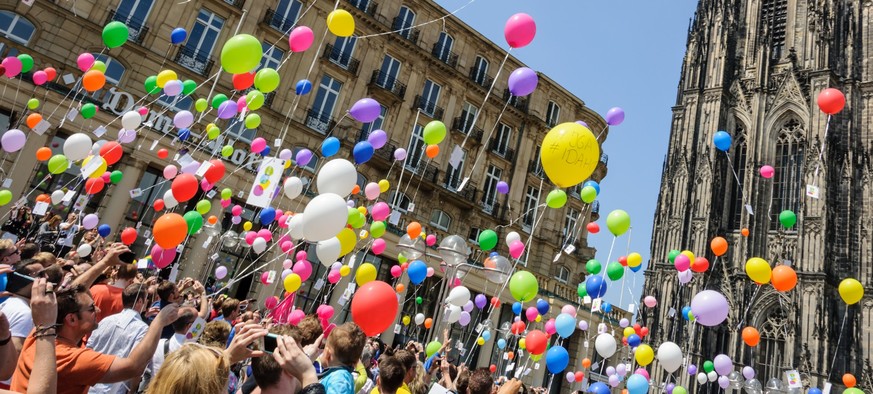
left=260, top=207, right=276, bottom=225
left=681, top=306, right=692, bottom=321
left=0, top=272, right=7, bottom=302
left=178, top=128, right=191, bottom=141
left=512, top=302, right=522, bottom=315
left=321, top=137, right=340, bottom=157
left=629, top=263, right=643, bottom=273
left=98, top=224, right=111, bottom=238
left=602, top=302, right=612, bottom=313
left=353, top=141, right=374, bottom=164
left=497, top=338, right=506, bottom=349
left=261, top=146, right=271, bottom=156
left=713, top=130, right=732, bottom=151
left=583, top=180, right=600, bottom=195
left=589, top=382, right=610, bottom=394
left=545, top=345, right=570, bottom=374
left=536, top=298, right=550, bottom=315
left=555, top=313, right=575, bottom=338
left=482, top=330, right=491, bottom=341
left=809, top=389, right=823, bottom=394
left=295, top=79, right=313, bottom=95
left=407, top=260, right=427, bottom=285
left=627, top=374, right=650, bottom=394
left=627, top=334, right=641, bottom=347
left=170, top=27, right=187, bottom=44
left=585, top=275, right=607, bottom=298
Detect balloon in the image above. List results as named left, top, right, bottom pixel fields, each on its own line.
left=295, top=79, right=313, bottom=95
left=605, top=107, right=626, bottom=126
left=170, top=27, right=187, bottom=44
left=714, top=354, right=733, bottom=375
left=102, top=21, right=129, bottom=48
left=745, top=257, right=772, bottom=284
left=817, top=88, right=846, bottom=115
left=541, top=122, right=599, bottom=188
left=120, top=227, right=138, bottom=245
left=301, top=194, right=348, bottom=242
left=221, top=34, right=262, bottom=74
left=627, top=374, right=649, bottom=394
left=423, top=120, right=447, bottom=145
left=586, top=275, right=607, bottom=298
left=425, top=341, right=442, bottom=358
left=326, top=9, right=355, bottom=37
left=171, top=174, right=198, bottom=202
left=606, top=261, right=624, bottom=281
left=316, top=238, right=341, bottom=265
left=843, top=374, right=857, bottom=388
left=82, top=70, right=106, bottom=92
left=217, top=100, right=238, bottom=119
left=713, top=131, right=732, bottom=151
left=251, top=237, right=267, bottom=254
left=321, top=137, right=341, bottom=157
left=1, top=129, right=26, bottom=153
left=504, top=13, right=536, bottom=48
left=407, top=260, right=427, bottom=285
left=183, top=211, right=203, bottom=235
left=283, top=177, right=304, bottom=199
left=367, top=129, right=388, bottom=149
left=355, top=262, right=377, bottom=286
left=282, top=273, right=301, bottom=293
left=509, top=271, right=538, bottom=302
left=741, top=326, right=760, bottom=346
left=507, top=67, right=538, bottom=96
left=760, top=165, right=775, bottom=179
left=289, top=26, right=314, bottom=52
left=635, top=344, right=654, bottom=366
left=546, top=189, right=567, bottom=208
left=97, top=224, right=111, bottom=238
left=496, top=181, right=510, bottom=194
left=778, top=210, right=797, bottom=229
left=151, top=245, right=176, bottom=269
left=64, top=133, right=93, bottom=161
left=546, top=346, right=569, bottom=374
left=27, top=99, right=40, bottom=111
left=475, top=229, right=498, bottom=251
left=525, top=330, right=548, bottom=355
left=595, top=333, right=617, bottom=358
left=839, top=278, right=864, bottom=305
left=711, top=236, right=728, bottom=256
left=643, top=296, right=657, bottom=308
left=98, top=141, right=123, bottom=165
left=690, top=290, right=729, bottom=326
left=77, top=53, right=95, bottom=71
left=254, top=68, right=280, bottom=93
left=351, top=281, right=398, bottom=336
left=586, top=259, right=602, bottom=275
left=606, top=210, right=631, bottom=236
left=349, top=98, right=382, bottom=123
left=75, top=243, right=92, bottom=258
left=153, top=213, right=187, bottom=248
left=589, top=382, right=610, bottom=394
left=446, top=286, right=471, bottom=306
left=32, top=70, right=47, bottom=85
left=555, top=313, right=575, bottom=338
left=353, top=141, right=374, bottom=164
left=317, top=159, right=357, bottom=196
left=771, top=265, right=797, bottom=292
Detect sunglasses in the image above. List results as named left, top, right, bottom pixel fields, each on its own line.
left=1, top=249, right=20, bottom=259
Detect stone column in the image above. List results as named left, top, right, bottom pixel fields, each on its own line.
left=99, top=159, right=145, bottom=230
left=180, top=197, right=226, bottom=280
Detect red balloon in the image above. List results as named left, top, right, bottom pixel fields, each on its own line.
left=171, top=173, right=198, bottom=202
left=203, top=159, right=226, bottom=184
left=44, top=67, right=57, bottom=81
left=817, top=88, right=845, bottom=115
left=618, top=256, right=628, bottom=266
left=490, top=296, right=501, bottom=308
left=157, top=148, right=169, bottom=159
left=153, top=199, right=165, bottom=212
left=640, top=327, right=649, bottom=337
left=574, top=371, right=584, bottom=382
left=233, top=72, right=255, bottom=91
left=586, top=222, right=600, bottom=234
left=525, top=330, right=548, bottom=355
left=84, top=177, right=105, bottom=194
left=351, top=281, right=399, bottom=337
left=511, top=321, right=526, bottom=335
left=99, top=141, right=123, bottom=165
left=489, top=365, right=497, bottom=373
left=120, top=227, right=138, bottom=245
left=691, top=257, right=710, bottom=273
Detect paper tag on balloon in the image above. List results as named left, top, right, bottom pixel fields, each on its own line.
left=517, top=350, right=523, bottom=357
left=206, top=190, right=216, bottom=199
left=143, top=229, right=152, bottom=239
left=185, top=317, right=207, bottom=342
left=313, top=278, right=325, bottom=290
left=267, top=270, right=277, bottom=284
left=338, top=295, right=349, bottom=306
left=66, top=108, right=78, bottom=122
left=32, top=202, right=49, bottom=216
left=1, top=178, right=11, bottom=188
left=475, top=323, right=485, bottom=333
left=196, top=161, right=212, bottom=177
left=449, top=145, right=463, bottom=168
left=407, top=203, right=415, bottom=213
left=806, top=184, right=820, bottom=199
left=150, top=140, right=159, bottom=150
left=176, top=153, right=195, bottom=167
left=583, top=340, right=589, bottom=348
left=62, top=190, right=75, bottom=203
left=34, top=120, right=51, bottom=135
left=175, top=244, right=184, bottom=253
left=823, top=382, right=832, bottom=394
left=93, top=125, right=106, bottom=137
left=144, top=238, right=152, bottom=248
left=393, top=324, right=401, bottom=334
left=591, top=362, right=599, bottom=370
left=627, top=304, right=635, bottom=313
left=552, top=252, right=561, bottom=263
left=583, top=296, right=591, bottom=304
left=745, top=204, right=754, bottom=215
left=388, top=210, right=401, bottom=225
left=137, top=258, right=149, bottom=269
left=534, top=363, right=540, bottom=370
left=563, top=244, right=576, bottom=255
left=168, top=264, right=179, bottom=282
left=237, top=190, right=245, bottom=198
left=458, top=348, right=466, bottom=356
left=129, top=188, right=143, bottom=198
left=503, top=353, right=509, bottom=360
left=135, top=222, right=142, bottom=229
left=202, top=235, right=213, bottom=248
left=590, top=299, right=601, bottom=312
left=274, top=139, right=282, bottom=147
left=80, top=157, right=104, bottom=178
left=668, top=307, right=676, bottom=317
left=210, top=253, right=219, bottom=261
left=784, top=370, right=802, bottom=388
left=506, top=363, right=514, bottom=372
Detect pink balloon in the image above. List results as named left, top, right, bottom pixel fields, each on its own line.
left=504, top=13, right=536, bottom=49
left=426, top=234, right=437, bottom=246
left=236, top=96, right=247, bottom=111
left=251, top=137, right=267, bottom=154
left=280, top=240, right=294, bottom=253
left=138, top=106, right=149, bottom=116
left=151, top=245, right=177, bottom=269
left=561, top=305, right=577, bottom=317
left=200, top=179, right=213, bottom=191
left=644, top=296, right=657, bottom=308
left=32, top=70, right=47, bottom=85
left=232, top=205, right=243, bottom=216
left=525, top=307, right=538, bottom=321
left=509, top=240, right=525, bottom=259
left=328, top=269, right=341, bottom=284
left=317, top=305, right=334, bottom=320
left=296, top=251, right=308, bottom=261
left=2, top=57, right=22, bottom=78
left=101, top=172, right=111, bottom=183
left=220, top=199, right=231, bottom=208
left=77, top=53, right=95, bottom=72
left=163, top=165, right=178, bottom=180
left=257, top=228, right=272, bottom=242
left=277, top=214, right=289, bottom=228
left=371, top=202, right=391, bottom=221
left=760, top=165, right=775, bottom=179
left=245, top=231, right=257, bottom=245
left=293, top=260, right=313, bottom=282
left=674, top=254, right=690, bottom=271
left=288, top=309, right=305, bottom=325
left=282, top=259, right=294, bottom=269
left=277, top=234, right=291, bottom=248
left=260, top=271, right=272, bottom=284
left=634, top=368, right=650, bottom=380
left=264, top=296, right=279, bottom=309
left=372, top=238, right=386, bottom=255
left=390, top=265, right=402, bottom=278
left=544, top=319, right=557, bottom=335
left=426, top=267, right=435, bottom=277
left=364, top=183, right=380, bottom=200
left=289, top=26, right=315, bottom=52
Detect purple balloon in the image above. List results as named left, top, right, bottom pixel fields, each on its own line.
left=349, top=98, right=382, bottom=123
left=666, top=383, right=675, bottom=394
left=688, top=364, right=698, bottom=375
left=462, top=300, right=474, bottom=312
left=607, top=375, right=620, bottom=387
left=474, top=294, right=487, bottom=309
left=690, top=290, right=729, bottom=326
left=232, top=216, right=242, bottom=224
left=718, top=376, right=730, bottom=389
left=117, top=129, right=137, bottom=144
left=507, top=67, right=538, bottom=97
left=575, top=120, right=589, bottom=128
left=1, top=129, right=26, bottom=153
left=458, top=311, right=471, bottom=326
left=606, top=366, right=616, bottom=376
left=605, top=107, right=625, bottom=126
left=279, top=148, right=293, bottom=160
left=677, top=269, right=692, bottom=284
left=163, top=80, right=183, bottom=97
left=173, top=111, right=194, bottom=129
left=713, top=354, right=733, bottom=375
left=217, top=100, right=238, bottom=119
left=295, top=149, right=313, bottom=166
left=181, top=161, right=200, bottom=174
left=742, top=366, right=755, bottom=380
left=367, top=129, right=388, bottom=149
left=394, top=148, right=407, bottom=161
left=578, top=320, right=589, bottom=330
left=496, top=181, right=509, bottom=194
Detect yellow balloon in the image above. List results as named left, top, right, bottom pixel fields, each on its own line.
left=81, top=155, right=107, bottom=179
left=635, top=344, right=655, bottom=366
left=156, top=70, right=177, bottom=88
left=243, top=221, right=253, bottom=231
left=627, top=252, right=642, bottom=268
left=745, top=257, right=771, bottom=284
left=357, top=206, right=367, bottom=215
left=535, top=315, right=542, bottom=322
left=839, top=278, right=864, bottom=305
left=356, top=262, right=377, bottom=286
left=518, top=338, right=526, bottom=349
left=378, top=179, right=390, bottom=192
left=681, top=250, right=695, bottom=262
left=339, top=265, right=351, bottom=277
left=283, top=273, right=301, bottom=293
left=402, top=315, right=411, bottom=325
left=540, top=122, right=600, bottom=188
left=327, top=10, right=355, bottom=37
left=477, top=337, right=485, bottom=345
left=530, top=354, right=542, bottom=362
left=623, top=327, right=635, bottom=338
left=337, top=228, right=357, bottom=256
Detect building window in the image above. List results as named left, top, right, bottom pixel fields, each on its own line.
left=556, top=266, right=570, bottom=283
left=307, top=75, right=342, bottom=134
left=0, top=11, right=35, bottom=45
left=468, top=227, right=481, bottom=244
left=482, top=165, right=502, bottom=211
left=459, top=102, right=477, bottom=133
left=531, top=144, right=544, bottom=177
left=157, top=95, right=193, bottom=112
left=376, top=55, right=401, bottom=89
left=563, top=208, right=578, bottom=237
left=728, top=130, right=747, bottom=229
left=395, top=6, right=416, bottom=39
left=754, top=306, right=788, bottom=386
left=419, top=79, right=441, bottom=117
left=93, top=54, right=126, bottom=85
left=225, top=118, right=256, bottom=143
left=523, top=185, right=540, bottom=231
left=444, top=148, right=465, bottom=190
left=388, top=191, right=411, bottom=214
left=472, top=55, right=489, bottom=86
left=270, top=0, right=302, bottom=32
left=771, top=119, right=804, bottom=230
left=114, top=0, right=153, bottom=41
left=430, top=210, right=451, bottom=231
left=493, top=123, right=511, bottom=156
left=404, top=124, right=425, bottom=173
left=329, top=36, right=357, bottom=69
left=360, top=106, right=387, bottom=142
left=349, top=0, right=371, bottom=12
left=260, top=42, right=284, bottom=70
left=546, top=101, right=561, bottom=127
left=179, top=9, right=224, bottom=74
left=761, top=0, right=787, bottom=59
left=434, top=32, right=454, bottom=62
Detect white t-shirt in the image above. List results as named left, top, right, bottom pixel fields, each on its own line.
left=151, top=333, right=186, bottom=375
left=0, top=296, right=32, bottom=386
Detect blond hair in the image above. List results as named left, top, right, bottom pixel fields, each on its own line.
left=147, top=343, right=229, bottom=394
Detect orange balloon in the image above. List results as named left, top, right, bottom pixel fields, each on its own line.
left=351, top=184, right=360, bottom=195
left=35, top=194, right=50, bottom=203
left=582, top=358, right=591, bottom=368
left=153, top=213, right=188, bottom=249
left=622, top=390, right=628, bottom=394
left=35, top=147, right=52, bottom=161
left=843, top=374, right=856, bottom=388
left=741, top=228, right=750, bottom=237
left=82, top=70, right=106, bottom=92
left=507, top=351, right=514, bottom=360
left=407, top=221, right=422, bottom=239
left=395, top=283, right=405, bottom=293
left=26, top=113, right=42, bottom=129
left=425, top=144, right=439, bottom=158
left=742, top=326, right=760, bottom=347
left=771, top=265, right=797, bottom=292
left=424, top=318, right=433, bottom=329
left=710, top=236, right=728, bottom=256
left=207, top=215, right=218, bottom=225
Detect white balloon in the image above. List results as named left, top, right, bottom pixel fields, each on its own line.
left=163, top=189, right=178, bottom=209
left=414, top=313, right=425, bottom=325
left=445, top=305, right=462, bottom=323
left=76, top=243, right=92, bottom=257
left=678, top=269, right=693, bottom=284
left=301, top=194, right=348, bottom=242
left=64, top=133, right=93, bottom=161
left=252, top=237, right=267, bottom=254
left=595, top=333, right=617, bottom=358
left=316, top=237, right=341, bottom=266
left=316, top=159, right=357, bottom=196
left=284, top=177, right=303, bottom=199
left=707, top=371, right=718, bottom=382
left=697, top=373, right=708, bottom=385
left=50, top=190, right=65, bottom=205
left=122, top=111, right=142, bottom=130
left=91, top=140, right=107, bottom=155
left=288, top=214, right=305, bottom=240
left=446, top=286, right=471, bottom=307
left=656, top=341, right=683, bottom=373
left=505, top=231, right=521, bottom=246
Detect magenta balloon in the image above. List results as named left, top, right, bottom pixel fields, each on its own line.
left=394, top=148, right=407, bottom=161
left=2, top=57, right=22, bottom=78
left=605, top=107, right=625, bottom=126
left=1, top=129, right=26, bottom=153
left=217, top=100, right=238, bottom=119
left=32, top=70, right=47, bottom=85
left=77, top=53, right=95, bottom=72
left=367, top=129, right=388, bottom=149
left=504, top=13, right=536, bottom=48
left=151, top=245, right=177, bottom=269
left=295, top=149, right=313, bottom=166
left=349, top=98, right=382, bottom=123
left=507, top=67, right=538, bottom=97
left=289, top=26, right=315, bottom=52
left=760, top=165, right=775, bottom=179
left=525, top=306, right=538, bottom=321
left=674, top=254, right=690, bottom=271
left=634, top=368, right=649, bottom=380
left=292, top=260, right=313, bottom=281
left=690, top=290, right=729, bottom=326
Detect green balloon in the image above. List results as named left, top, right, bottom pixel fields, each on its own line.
left=182, top=80, right=197, bottom=96
left=425, top=341, right=442, bottom=357
left=606, top=261, right=624, bottom=281
left=347, top=207, right=364, bottom=228
left=668, top=250, right=680, bottom=263
left=673, top=387, right=687, bottom=394
left=422, top=120, right=447, bottom=145
left=183, top=210, right=203, bottom=235
left=195, top=98, right=208, bottom=112
left=509, top=270, right=539, bottom=302
left=0, top=190, right=12, bottom=206
left=703, top=360, right=714, bottom=373
left=220, top=34, right=262, bottom=74
left=27, top=98, right=39, bottom=110
left=606, top=209, right=631, bottom=236
left=580, top=185, right=597, bottom=203
left=246, top=90, right=265, bottom=110
left=144, top=76, right=160, bottom=95
left=844, top=389, right=864, bottom=394
left=398, top=253, right=407, bottom=263
left=47, top=155, right=69, bottom=174
left=585, top=259, right=602, bottom=275
left=212, top=94, right=228, bottom=109
left=546, top=189, right=567, bottom=208
left=254, top=68, right=280, bottom=93
left=221, top=145, right=233, bottom=157
left=245, top=113, right=261, bottom=129
left=415, top=296, right=422, bottom=304
left=778, top=210, right=797, bottom=229
left=207, top=126, right=221, bottom=140
left=577, top=282, right=587, bottom=298
left=17, top=54, right=33, bottom=73
left=478, top=229, right=498, bottom=251
left=90, top=60, right=107, bottom=73
left=81, top=103, right=97, bottom=119
left=195, top=200, right=212, bottom=215
left=370, top=221, right=386, bottom=238
left=103, top=21, right=129, bottom=48
left=109, top=170, right=123, bottom=184
left=221, top=188, right=232, bottom=200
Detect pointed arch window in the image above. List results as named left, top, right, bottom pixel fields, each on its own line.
left=761, top=0, right=787, bottom=59
left=771, top=119, right=804, bottom=230
left=755, top=306, right=788, bottom=384
left=728, top=128, right=747, bottom=229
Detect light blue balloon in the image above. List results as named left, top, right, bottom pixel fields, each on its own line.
left=626, top=374, right=650, bottom=394
left=321, top=137, right=340, bottom=157
left=583, top=180, right=600, bottom=195
left=497, top=338, right=506, bottom=349
left=713, top=130, right=732, bottom=151
left=555, top=313, right=576, bottom=338
left=545, top=345, right=569, bottom=374
left=481, top=330, right=491, bottom=341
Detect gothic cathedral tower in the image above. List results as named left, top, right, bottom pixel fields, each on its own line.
left=643, top=0, right=873, bottom=391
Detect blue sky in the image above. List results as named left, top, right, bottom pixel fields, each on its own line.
left=434, top=0, right=699, bottom=307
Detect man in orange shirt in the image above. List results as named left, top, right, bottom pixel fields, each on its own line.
left=10, top=284, right=179, bottom=394
left=90, top=263, right=138, bottom=322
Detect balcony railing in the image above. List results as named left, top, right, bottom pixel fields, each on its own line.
left=431, top=44, right=459, bottom=68
left=421, top=163, right=440, bottom=184
left=223, top=0, right=245, bottom=10
left=468, top=67, right=493, bottom=89
left=344, top=0, right=379, bottom=16
left=414, top=96, right=444, bottom=120
left=528, top=161, right=545, bottom=178
left=443, top=180, right=477, bottom=205
left=373, top=142, right=397, bottom=163
left=305, top=109, right=337, bottom=134
left=105, top=9, right=149, bottom=45
left=263, top=8, right=296, bottom=32
left=173, top=46, right=215, bottom=76
left=451, top=116, right=484, bottom=143
left=392, top=17, right=420, bottom=44
left=488, top=139, right=515, bottom=162
left=600, top=153, right=609, bottom=165
left=502, top=89, right=529, bottom=113
left=323, top=44, right=360, bottom=74
left=591, top=201, right=600, bottom=215
left=369, top=70, right=406, bottom=99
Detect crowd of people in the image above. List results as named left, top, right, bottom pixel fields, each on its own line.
left=0, top=214, right=545, bottom=394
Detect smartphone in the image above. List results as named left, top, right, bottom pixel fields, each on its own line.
left=263, top=333, right=279, bottom=354
left=5, top=271, right=35, bottom=294
left=119, top=251, right=136, bottom=264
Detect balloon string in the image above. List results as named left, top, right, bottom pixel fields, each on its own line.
left=735, top=284, right=762, bottom=329
left=354, top=0, right=477, bottom=39
left=460, top=96, right=512, bottom=192
left=725, top=151, right=747, bottom=218
left=390, top=111, right=421, bottom=210
left=813, top=114, right=832, bottom=186
left=826, top=308, right=848, bottom=381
